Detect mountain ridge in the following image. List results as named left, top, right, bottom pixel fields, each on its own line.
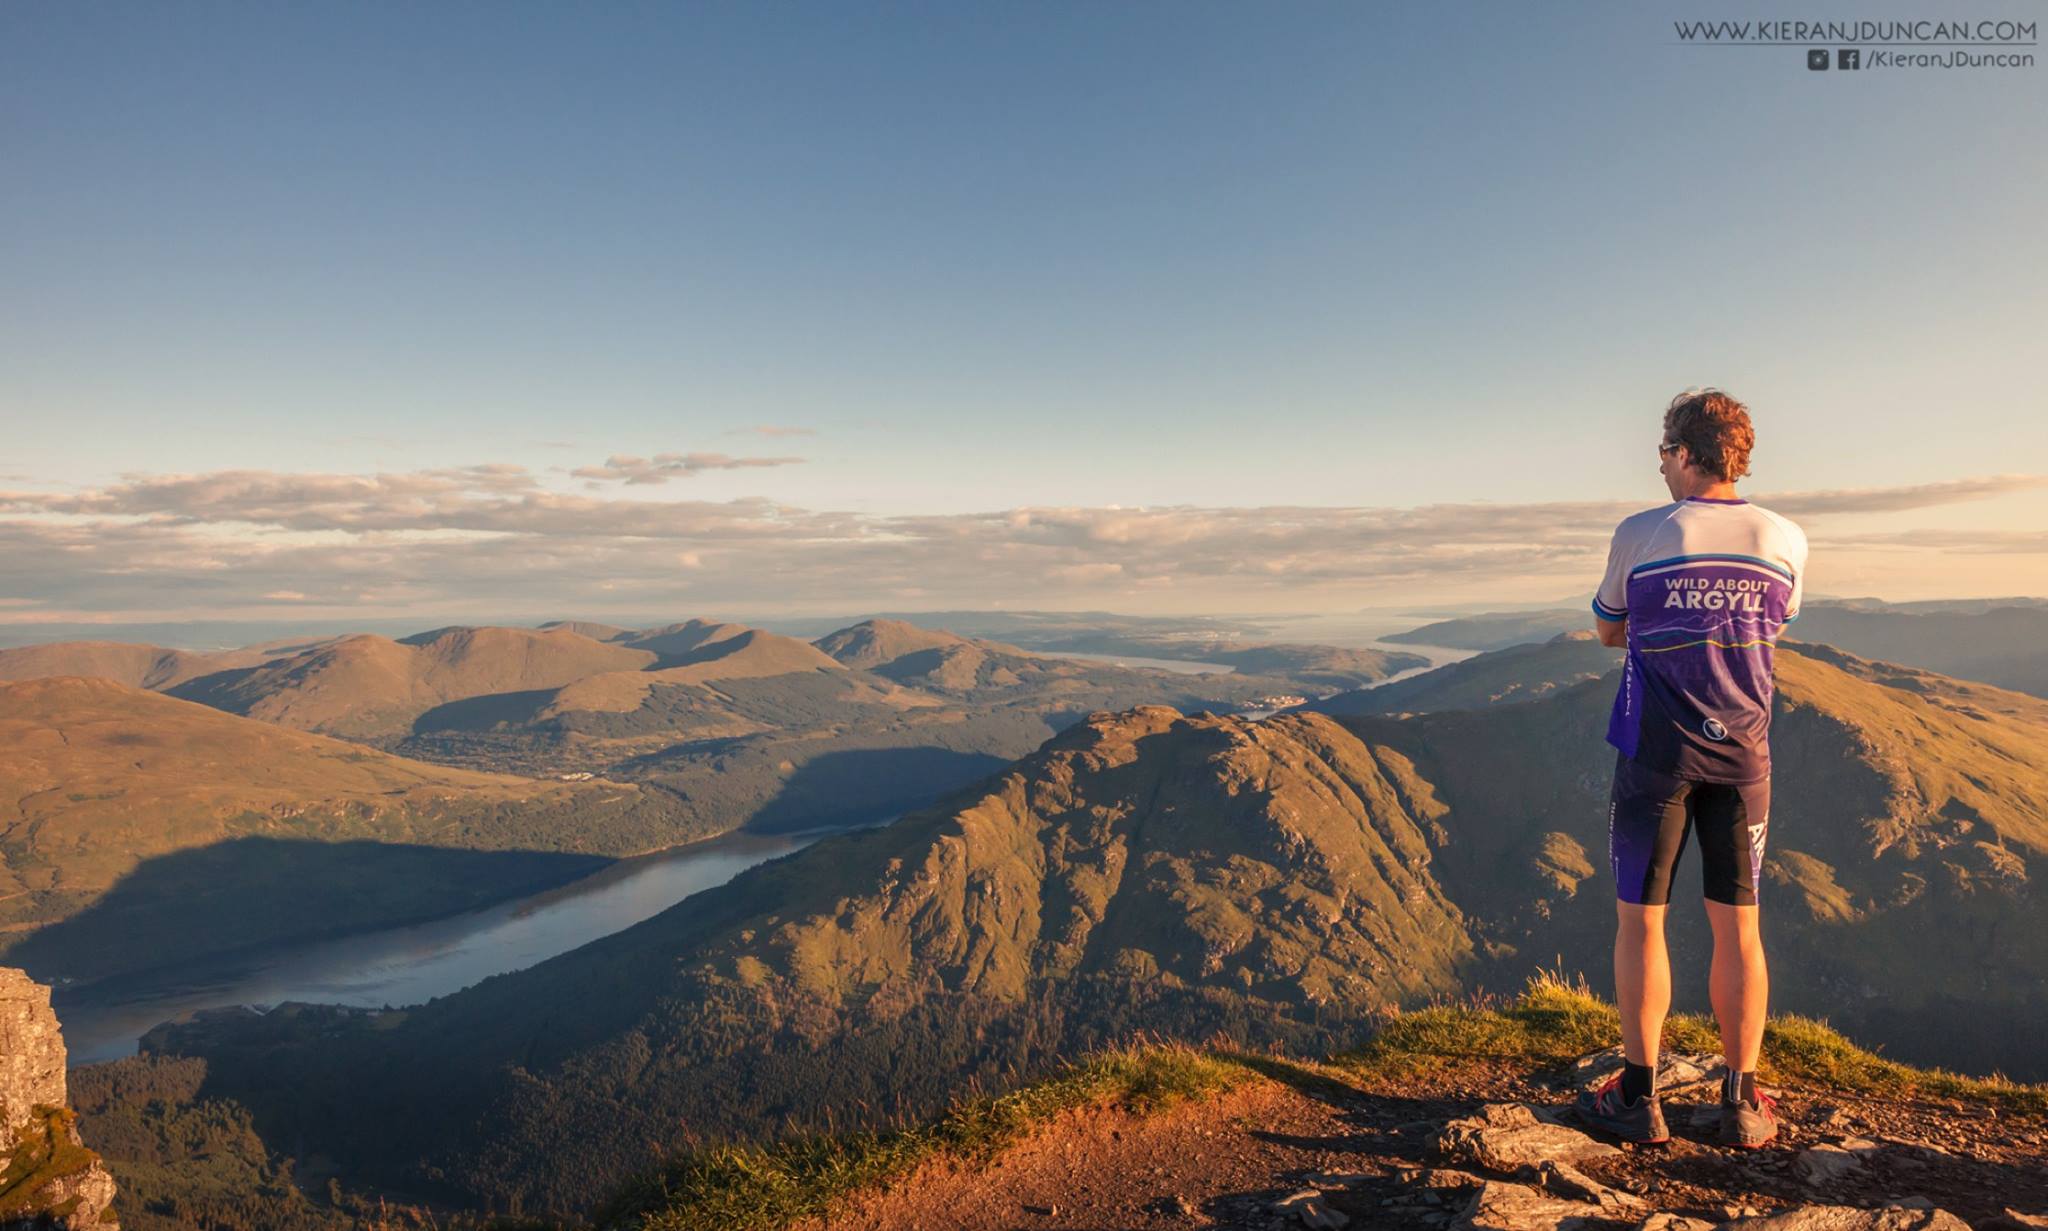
left=165, top=626, right=660, bottom=739
left=0, top=676, right=698, bottom=982
left=0, top=640, right=286, bottom=690
left=147, top=644, right=2048, bottom=1216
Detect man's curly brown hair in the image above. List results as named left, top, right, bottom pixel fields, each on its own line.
left=1662, top=388, right=1755, bottom=482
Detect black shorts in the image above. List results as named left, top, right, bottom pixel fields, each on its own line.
left=1607, top=751, right=1770, bottom=906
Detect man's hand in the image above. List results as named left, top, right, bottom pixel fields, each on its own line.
left=1595, top=615, right=1628, bottom=648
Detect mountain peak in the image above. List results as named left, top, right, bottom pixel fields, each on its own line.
left=616, top=698, right=1475, bottom=1020
left=813, top=618, right=976, bottom=667
left=162, top=626, right=656, bottom=738
left=1045, top=701, right=1189, bottom=750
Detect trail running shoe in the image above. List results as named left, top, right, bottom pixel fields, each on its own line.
left=1575, top=1074, right=1670, bottom=1144
left=1721, top=1085, right=1779, bottom=1149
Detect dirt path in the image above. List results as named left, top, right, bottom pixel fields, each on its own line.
left=792, top=1057, right=2048, bottom=1231
left=790, top=1058, right=1500, bottom=1231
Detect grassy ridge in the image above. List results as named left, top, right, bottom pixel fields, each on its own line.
left=77, top=974, right=2046, bottom=1231
left=589, top=1037, right=1253, bottom=1231
left=589, top=973, right=2046, bottom=1231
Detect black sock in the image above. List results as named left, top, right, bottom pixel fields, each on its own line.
left=1621, top=1061, right=1655, bottom=1104
left=1723, top=1070, right=1758, bottom=1103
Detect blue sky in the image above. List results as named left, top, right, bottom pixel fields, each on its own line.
left=3, top=2, right=2044, bottom=620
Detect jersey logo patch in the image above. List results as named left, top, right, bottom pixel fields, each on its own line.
left=1702, top=717, right=1729, bottom=741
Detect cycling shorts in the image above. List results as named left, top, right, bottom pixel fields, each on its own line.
left=1607, top=751, right=1770, bottom=906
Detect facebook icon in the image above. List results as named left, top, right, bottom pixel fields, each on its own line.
left=1838, top=49, right=1862, bottom=69
left=1807, top=49, right=1830, bottom=70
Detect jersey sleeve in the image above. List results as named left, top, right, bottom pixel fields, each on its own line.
left=1782, top=520, right=1809, bottom=622
left=1592, top=521, right=1632, bottom=621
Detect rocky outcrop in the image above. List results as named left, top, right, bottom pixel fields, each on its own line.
left=1408, top=1092, right=1992, bottom=1231
left=1725, top=1203, right=1972, bottom=1231
left=0, top=972, right=67, bottom=1135
left=1569, top=1045, right=1723, bottom=1098
left=0, top=968, right=118, bottom=1229
left=1434, top=1102, right=1621, bottom=1171
left=1456, top=1178, right=1613, bottom=1231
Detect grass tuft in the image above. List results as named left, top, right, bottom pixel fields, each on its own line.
left=0, top=1106, right=102, bottom=1218
left=1329, top=968, right=2046, bottom=1116
left=1330, top=968, right=1627, bottom=1077
left=1763, top=1014, right=2045, bottom=1114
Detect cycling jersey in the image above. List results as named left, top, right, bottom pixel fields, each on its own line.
left=1593, top=496, right=1808, bottom=784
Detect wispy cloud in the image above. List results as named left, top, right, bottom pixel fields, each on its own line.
left=2, top=466, right=543, bottom=529
left=1, top=467, right=2040, bottom=618
left=569, top=452, right=807, bottom=486
left=1812, top=528, right=2048, bottom=554
left=1757, top=474, right=2048, bottom=517
left=725, top=425, right=817, bottom=438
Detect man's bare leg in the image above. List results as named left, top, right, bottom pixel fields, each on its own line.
left=1705, top=899, right=1768, bottom=1073
left=1582, top=899, right=1676, bottom=1140
left=1614, top=901, right=1670, bottom=1068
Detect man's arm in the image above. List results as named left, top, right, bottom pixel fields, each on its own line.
left=1581, top=518, right=1630, bottom=647
left=1592, top=518, right=1633, bottom=646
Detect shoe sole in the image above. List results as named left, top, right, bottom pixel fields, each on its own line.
left=1721, top=1121, right=1778, bottom=1149
left=1575, top=1088, right=1670, bottom=1145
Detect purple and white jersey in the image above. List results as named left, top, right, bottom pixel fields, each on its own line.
left=1593, top=496, right=1808, bottom=783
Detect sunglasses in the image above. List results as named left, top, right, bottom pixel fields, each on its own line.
left=1657, top=441, right=1684, bottom=456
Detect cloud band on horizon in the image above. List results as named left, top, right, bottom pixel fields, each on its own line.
left=1, top=465, right=2042, bottom=619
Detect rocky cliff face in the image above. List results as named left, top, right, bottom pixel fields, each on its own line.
left=0, top=968, right=118, bottom=1229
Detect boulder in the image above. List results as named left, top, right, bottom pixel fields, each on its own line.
left=1640, top=1215, right=1718, bottom=1231
left=1456, top=1180, right=1604, bottom=1231
left=1530, top=1159, right=1646, bottom=1214
left=1402, top=1167, right=1489, bottom=1193
left=1792, top=1140, right=1880, bottom=1188
left=1719, top=1204, right=1971, bottom=1231
left=1793, top=1145, right=1861, bottom=1186
left=1571, top=1046, right=1725, bottom=1098
left=1272, top=1187, right=1350, bottom=1228
left=1436, top=1103, right=1621, bottom=1172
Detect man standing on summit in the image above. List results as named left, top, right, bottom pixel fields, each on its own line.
left=1577, top=389, right=1808, bottom=1149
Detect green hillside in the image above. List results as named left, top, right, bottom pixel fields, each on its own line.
left=1311, top=630, right=1618, bottom=714
left=140, top=645, right=2048, bottom=1216
left=145, top=704, right=1477, bottom=1213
